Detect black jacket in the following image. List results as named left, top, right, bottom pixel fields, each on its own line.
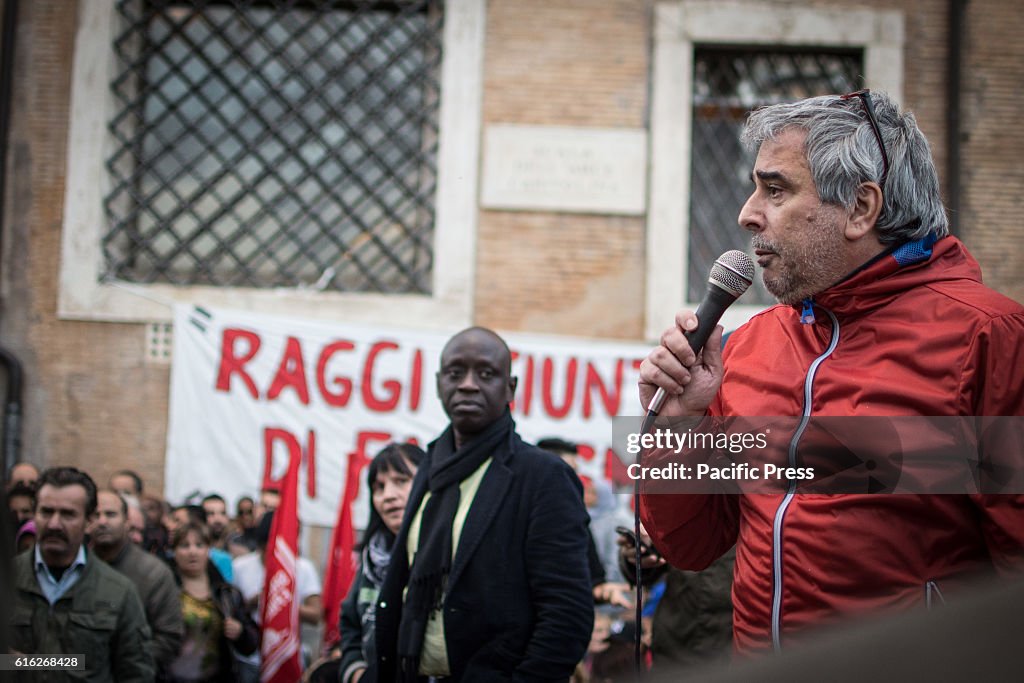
left=170, top=562, right=259, bottom=682
left=375, top=431, right=594, bottom=682
left=339, top=534, right=393, bottom=683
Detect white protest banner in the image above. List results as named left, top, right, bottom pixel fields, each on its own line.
left=166, top=304, right=650, bottom=527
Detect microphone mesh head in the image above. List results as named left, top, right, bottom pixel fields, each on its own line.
left=709, top=250, right=755, bottom=298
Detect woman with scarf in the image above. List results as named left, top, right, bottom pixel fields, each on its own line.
left=339, top=442, right=425, bottom=683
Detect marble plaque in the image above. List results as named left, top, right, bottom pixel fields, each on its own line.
left=481, top=124, right=647, bottom=215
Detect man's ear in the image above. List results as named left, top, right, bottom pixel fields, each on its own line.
left=507, top=376, right=518, bottom=401
left=845, top=181, right=883, bottom=241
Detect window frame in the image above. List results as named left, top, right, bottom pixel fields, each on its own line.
left=645, top=1, right=904, bottom=339
left=59, top=0, right=486, bottom=328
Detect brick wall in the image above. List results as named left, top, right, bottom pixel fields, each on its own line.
left=476, top=0, right=649, bottom=338
left=960, top=0, right=1024, bottom=303
left=1, top=2, right=171, bottom=488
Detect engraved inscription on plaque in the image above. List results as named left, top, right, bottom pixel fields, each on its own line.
left=481, top=125, right=647, bottom=215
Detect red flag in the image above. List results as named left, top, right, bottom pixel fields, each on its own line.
left=321, top=449, right=371, bottom=650
left=259, top=450, right=302, bottom=683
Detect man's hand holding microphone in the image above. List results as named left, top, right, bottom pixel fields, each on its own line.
left=638, top=250, right=753, bottom=421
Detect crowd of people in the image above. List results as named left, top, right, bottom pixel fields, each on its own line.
left=5, top=88, right=1024, bottom=682
left=4, top=447, right=657, bottom=683
left=4, top=461, right=328, bottom=682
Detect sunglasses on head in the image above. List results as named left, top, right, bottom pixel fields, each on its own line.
left=839, top=89, right=890, bottom=190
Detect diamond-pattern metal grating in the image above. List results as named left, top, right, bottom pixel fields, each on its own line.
left=103, top=0, right=443, bottom=293
left=689, top=48, right=863, bottom=305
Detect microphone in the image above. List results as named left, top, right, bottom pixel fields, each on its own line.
left=646, top=250, right=754, bottom=416
left=632, top=251, right=753, bottom=673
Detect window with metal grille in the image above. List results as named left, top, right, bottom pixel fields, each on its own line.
left=103, top=0, right=443, bottom=294
left=689, top=47, right=863, bottom=305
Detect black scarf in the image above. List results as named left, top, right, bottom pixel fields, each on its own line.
left=396, top=409, right=514, bottom=679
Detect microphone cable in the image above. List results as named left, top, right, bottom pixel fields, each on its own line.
left=631, top=250, right=753, bottom=678
left=632, top=408, right=659, bottom=677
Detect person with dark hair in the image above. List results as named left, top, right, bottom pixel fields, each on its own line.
left=583, top=607, right=637, bottom=682
left=226, top=496, right=258, bottom=558
left=8, top=482, right=37, bottom=556
left=171, top=504, right=207, bottom=530
left=236, top=495, right=256, bottom=527
left=639, top=91, right=1024, bottom=653
left=375, top=327, right=593, bottom=681
left=92, top=489, right=185, bottom=678
left=168, top=521, right=259, bottom=682
left=6, top=461, right=39, bottom=491
left=7, top=481, right=35, bottom=526
left=536, top=437, right=580, bottom=468
left=141, top=494, right=172, bottom=558
left=172, top=503, right=234, bottom=581
left=339, top=442, right=425, bottom=683
left=10, top=466, right=154, bottom=680
left=201, top=494, right=231, bottom=550
left=110, top=469, right=145, bottom=497
left=258, top=486, right=281, bottom=516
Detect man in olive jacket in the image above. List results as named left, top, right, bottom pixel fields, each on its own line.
left=10, top=467, right=154, bottom=682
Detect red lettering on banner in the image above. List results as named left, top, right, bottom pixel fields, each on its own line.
left=267, top=337, right=311, bottom=405
left=317, top=341, right=356, bottom=407
left=263, top=427, right=318, bottom=497
left=573, top=444, right=598, bottom=464
left=355, top=431, right=393, bottom=460
left=409, top=349, right=423, bottom=411
left=582, top=360, right=624, bottom=418
left=262, top=427, right=304, bottom=492
left=362, top=341, right=402, bottom=412
left=305, top=430, right=317, bottom=498
left=576, top=443, right=596, bottom=462
left=520, top=354, right=535, bottom=416
left=541, top=358, right=577, bottom=419
left=509, top=352, right=519, bottom=413
left=215, top=328, right=262, bottom=398
left=509, top=352, right=520, bottom=413
left=214, top=331, right=436, bottom=411
left=515, top=353, right=643, bottom=420
left=561, top=439, right=633, bottom=489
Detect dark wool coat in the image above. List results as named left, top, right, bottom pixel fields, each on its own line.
left=374, top=430, right=594, bottom=682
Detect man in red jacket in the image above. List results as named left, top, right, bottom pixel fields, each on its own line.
left=638, top=90, right=1024, bottom=655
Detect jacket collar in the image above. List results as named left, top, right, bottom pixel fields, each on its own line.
left=17, top=545, right=95, bottom=604
left=798, top=235, right=981, bottom=321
